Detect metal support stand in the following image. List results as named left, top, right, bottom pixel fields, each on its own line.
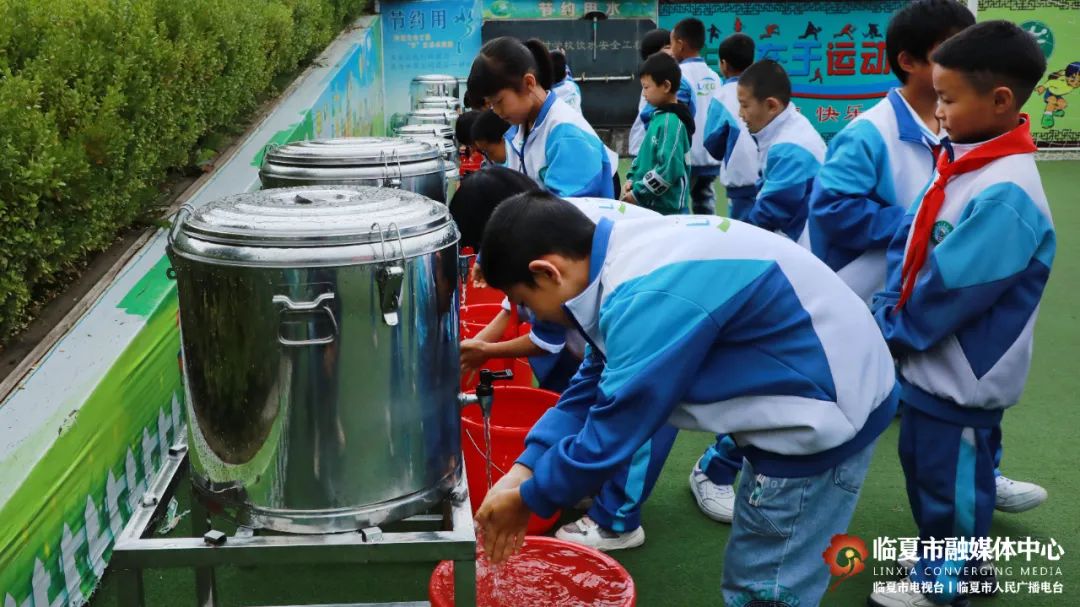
left=112, top=440, right=477, bottom=607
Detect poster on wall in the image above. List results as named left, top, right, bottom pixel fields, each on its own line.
left=483, top=0, right=655, bottom=20
left=659, top=0, right=905, bottom=140
left=979, top=0, right=1080, bottom=149
left=382, top=0, right=483, bottom=131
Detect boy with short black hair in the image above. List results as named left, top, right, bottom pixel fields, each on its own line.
left=474, top=192, right=899, bottom=607
left=704, top=33, right=760, bottom=220
left=471, top=109, right=510, bottom=166
left=868, top=21, right=1053, bottom=607
left=455, top=109, right=485, bottom=175
left=806, top=0, right=973, bottom=302
left=629, top=28, right=696, bottom=158
left=670, top=18, right=724, bottom=215
left=737, top=60, right=826, bottom=240
left=549, top=49, right=582, bottom=112
left=622, top=53, right=693, bottom=215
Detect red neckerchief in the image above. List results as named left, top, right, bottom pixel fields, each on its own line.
left=896, top=116, right=1037, bottom=310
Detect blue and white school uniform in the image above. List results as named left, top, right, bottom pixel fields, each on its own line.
left=551, top=78, right=582, bottom=113
left=749, top=104, right=826, bottom=240
left=874, top=130, right=1054, bottom=603
left=679, top=58, right=723, bottom=176
left=509, top=197, right=658, bottom=391
left=703, top=77, right=760, bottom=220
left=680, top=58, right=724, bottom=214
left=504, top=93, right=614, bottom=198
left=517, top=215, right=897, bottom=605
left=805, top=89, right=940, bottom=302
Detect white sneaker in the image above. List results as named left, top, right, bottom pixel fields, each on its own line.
left=867, top=589, right=969, bottom=607
left=688, top=468, right=735, bottom=523
left=995, top=475, right=1048, bottom=513
left=554, top=515, right=645, bottom=551
left=893, top=558, right=997, bottom=596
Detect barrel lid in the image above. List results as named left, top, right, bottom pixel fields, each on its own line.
left=408, top=109, right=456, bottom=125
left=417, top=96, right=461, bottom=108
left=176, top=186, right=452, bottom=249
left=412, top=74, right=458, bottom=83
left=394, top=124, right=454, bottom=140
left=399, top=136, right=454, bottom=158
left=263, top=137, right=441, bottom=168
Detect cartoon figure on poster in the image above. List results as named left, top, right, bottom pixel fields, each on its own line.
left=1036, top=61, right=1080, bottom=129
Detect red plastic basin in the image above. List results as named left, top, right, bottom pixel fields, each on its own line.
left=429, top=536, right=636, bottom=607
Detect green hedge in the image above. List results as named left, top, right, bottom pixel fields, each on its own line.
left=0, top=0, right=368, bottom=338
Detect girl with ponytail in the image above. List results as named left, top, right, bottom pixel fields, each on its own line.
left=467, top=37, right=614, bottom=198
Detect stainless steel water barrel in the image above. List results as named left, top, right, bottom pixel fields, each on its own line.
left=416, top=96, right=462, bottom=114
left=394, top=123, right=455, bottom=144
left=397, top=136, right=459, bottom=202
left=410, top=75, right=460, bottom=108
left=407, top=108, right=457, bottom=129
left=168, top=186, right=461, bottom=533
left=259, top=138, right=449, bottom=203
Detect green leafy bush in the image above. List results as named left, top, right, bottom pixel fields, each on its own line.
left=0, top=0, right=368, bottom=338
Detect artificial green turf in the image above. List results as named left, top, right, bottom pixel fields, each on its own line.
left=89, top=161, right=1079, bottom=606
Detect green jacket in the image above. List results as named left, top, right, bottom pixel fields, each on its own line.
left=627, top=105, right=693, bottom=215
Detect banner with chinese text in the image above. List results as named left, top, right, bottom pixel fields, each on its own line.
left=979, top=0, right=1080, bottom=149
left=659, top=0, right=905, bottom=140
left=483, top=0, right=656, bottom=20
left=382, top=0, right=483, bottom=131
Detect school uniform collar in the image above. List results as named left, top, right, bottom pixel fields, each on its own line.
left=944, top=116, right=1032, bottom=163
left=561, top=217, right=614, bottom=351
left=752, top=103, right=798, bottom=150
left=723, top=75, right=739, bottom=84
left=532, top=91, right=558, bottom=131
left=681, top=57, right=705, bottom=64
left=888, top=88, right=940, bottom=147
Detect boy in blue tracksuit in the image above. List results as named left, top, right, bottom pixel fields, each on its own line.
left=455, top=169, right=653, bottom=392
left=671, top=19, right=724, bottom=215
left=868, top=22, right=1053, bottom=607
left=704, top=33, right=760, bottom=221
left=451, top=166, right=734, bottom=548
left=474, top=193, right=898, bottom=607
left=806, top=0, right=973, bottom=303
left=737, top=60, right=826, bottom=240
left=629, top=28, right=696, bottom=158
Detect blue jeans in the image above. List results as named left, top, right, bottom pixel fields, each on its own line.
left=722, top=442, right=877, bottom=607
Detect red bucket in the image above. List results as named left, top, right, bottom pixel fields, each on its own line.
left=460, top=304, right=507, bottom=327
left=428, top=536, right=636, bottom=607
left=464, top=286, right=509, bottom=306
left=461, top=386, right=561, bottom=535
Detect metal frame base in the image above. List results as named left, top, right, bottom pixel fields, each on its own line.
left=111, top=439, right=477, bottom=607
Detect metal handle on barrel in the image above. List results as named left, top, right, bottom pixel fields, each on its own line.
left=374, top=222, right=407, bottom=327
left=167, top=204, right=194, bottom=250
left=273, top=292, right=338, bottom=346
